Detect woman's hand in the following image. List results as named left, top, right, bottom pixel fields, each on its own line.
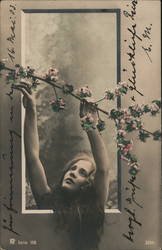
left=80, top=97, right=98, bottom=128
left=12, top=82, right=36, bottom=111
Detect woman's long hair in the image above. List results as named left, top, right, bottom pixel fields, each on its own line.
left=39, top=153, right=105, bottom=250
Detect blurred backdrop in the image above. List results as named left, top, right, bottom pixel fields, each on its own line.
left=23, top=12, right=118, bottom=209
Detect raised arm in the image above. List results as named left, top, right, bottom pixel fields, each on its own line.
left=87, top=129, right=109, bottom=206
left=14, top=84, right=51, bottom=203
left=80, top=99, right=110, bottom=207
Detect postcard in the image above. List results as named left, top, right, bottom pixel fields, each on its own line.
left=0, top=1, right=161, bottom=250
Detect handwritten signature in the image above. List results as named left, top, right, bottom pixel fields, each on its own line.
left=123, top=207, right=142, bottom=242
left=123, top=174, right=143, bottom=242
left=7, top=4, right=16, bottom=62
left=3, top=129, right=21, bottom=236
left=122, top=0, right=152, bottom=243
left=2, top=2, right=21, bottom=237
left=123, top=0, right=153, bottom=102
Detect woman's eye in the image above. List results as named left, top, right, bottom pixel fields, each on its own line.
left=70, top=165, right=77, bottom=171
left=79, top=169, right=88, bottom=177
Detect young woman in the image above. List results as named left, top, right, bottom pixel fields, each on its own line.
left=14, top=83, right=110, bottom=250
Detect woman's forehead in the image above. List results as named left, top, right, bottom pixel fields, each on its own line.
left=73, top=159, right=93, bottom=171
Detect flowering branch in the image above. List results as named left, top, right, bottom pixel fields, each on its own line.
left=0, top=60, right=161, bottom=176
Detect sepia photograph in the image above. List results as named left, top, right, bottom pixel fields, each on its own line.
left=0, top=1, right=161, bottom=250
left=21, top=10, right=120, bottom=213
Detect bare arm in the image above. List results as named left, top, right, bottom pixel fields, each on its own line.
left=80, top=99, right=110, bottom=207
left=14, top=84, right=51, bottom=203
left=87, top=129, right=109, bottom=207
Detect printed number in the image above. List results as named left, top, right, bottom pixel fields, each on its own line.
left=145, top=240, right=155, bottom=245
left=30, top=240, right=37, bottom=245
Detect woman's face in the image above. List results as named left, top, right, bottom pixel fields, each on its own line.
left=62, top=160, right=94, bottom=192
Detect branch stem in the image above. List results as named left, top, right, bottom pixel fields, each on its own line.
left=141, top=128, right=154, bottom=136
left=95, top=97, right=105, bottom=104
left=2, top=66, right=109, bottom=116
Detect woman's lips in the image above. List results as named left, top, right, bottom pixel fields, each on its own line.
left=65, top=178, right=74, bottom=184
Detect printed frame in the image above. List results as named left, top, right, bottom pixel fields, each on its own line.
left=0, top=1, right=161, bottom=250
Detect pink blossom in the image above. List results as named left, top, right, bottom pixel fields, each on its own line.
left=104, top=90, right=115, bottom=100
left=42, top=73, right=48, bottom=79
left=150, top=103, right=159, bottom=112
left=129, top=162, right=140, bottom=170
left=131, top=121, right=138, bottom=129
left=118, top=143, right=124, bottom=149
left=132, top=124, right=137, bottom=129
left=48, top=67, right=59, bottom=76
left=115, top=88, right=120, bottom=96
left=121, top=155, right=131, bottom=162
left=123, top=142, right=133, bottom=154
left=75, top=86, right=92, bottom=98
left=123, top=109, right=131, bottom=119
left=118, top=129, right=126, bottom=137
left=117, top=81, right=128, bottom=88
left=119, top=119, right=125, bottom=124
left=15, top=68, right=19, bottom=74
left=81, top=113, right=94, bottom=123
left=51, top=75, right=59, bottom=82
left=132, top=104, right=142, bottom=112
left=43, top=67, right=59, bottom=81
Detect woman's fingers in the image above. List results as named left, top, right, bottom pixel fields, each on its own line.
left=14, top=83, right=32, bottom=94
left=12, top=85, right=30, bottom=97
left=84, top=98, right=97, bottom=114
left=12, top=84, right=32, bottom=97
left=80, top=98, right=97, bottom=118
left=83, top=97, right=95, bottom=103
left=12, top=84, right=36, bottom=109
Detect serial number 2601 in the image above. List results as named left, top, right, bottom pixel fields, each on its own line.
left=145, top=240, right=155, bottom=245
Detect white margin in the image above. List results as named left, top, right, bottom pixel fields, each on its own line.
left=21, top=10, right=120, bottom=215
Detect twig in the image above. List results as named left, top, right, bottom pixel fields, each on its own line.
left=142, top=128, right=154, bottom=136
left=95, top=97, right=105, bottom=104
left=53, top=86, right=58, bottom=99
left=1, top=66, right=110, bottom=116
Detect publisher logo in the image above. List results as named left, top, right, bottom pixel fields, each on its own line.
left=9, top=238, right=16, bottom=245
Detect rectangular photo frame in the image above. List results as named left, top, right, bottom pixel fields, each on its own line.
left=21, top=8, right=121, bottom=214
left=0, top=1, right=161, bottom=250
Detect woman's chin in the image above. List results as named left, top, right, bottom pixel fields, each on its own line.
left=61, top=183, right=78, bottom=193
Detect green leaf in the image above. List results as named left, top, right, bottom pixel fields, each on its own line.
left=110, top=109, right=123, bottom=119
left=129, top=107, right=142, bottom=117
left=15, top=64, right=20, bottom=68
left=150, top=110, right=158, bottom=116
left=63, top=84, right=74, bottom=94
left=51, top=99, right=65, bottom=112
left=129, top=167, right=138, bottom=176
left=20, top=72, right=27, bottom=78
left=126, top=122, right=136, bottom=132
left=139, top=130, right=150, bottom=142
left=152, top=100, right=161, bottom=109
left=81, top=122, right=95, bottom=131
left=105, top=91, right=115, bottom=100
left=143, top=105, right=151, bottom=113
left=127, top=153, right=137, bottom=163
left=97, top=120, right=106, bottom=132
left=118, top=87, right=128, bottom=94
left=152, top=130, right=162, bottom=140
